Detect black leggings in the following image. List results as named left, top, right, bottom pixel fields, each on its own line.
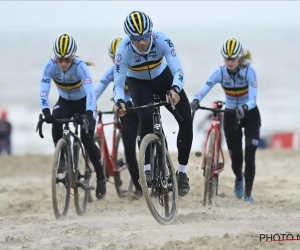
left=127, top=66, right=193, bottom=166
left=223, top=106, right=261, bottom=197
left=120, top=104, right=141, bottom=192
left=52, top=96, right=104, bottom=180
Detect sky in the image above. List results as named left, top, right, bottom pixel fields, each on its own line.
left=1, top=1, right=299, bottom=31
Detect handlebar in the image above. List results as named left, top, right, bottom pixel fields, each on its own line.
left=36, top=113, right=89, bottom=139
left=126, top=91, right=184, bottom=122
left=192, top=101, right=241, bottom=130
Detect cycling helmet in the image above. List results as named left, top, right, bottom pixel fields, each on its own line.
left=221, top=37, right=244, bottom=58
left=53, top=33, right=77, bottom=58
left=124, top=11, right=153, bottom=37
left=108, top=37, right=122, bottom=57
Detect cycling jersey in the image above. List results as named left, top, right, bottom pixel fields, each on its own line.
left=39, top=57, right=96, bottom=112
left=113, top=30, right=185, bottom=102
left=95, top=66, right=132, bottom=102
left=194, top=64, right=257, bottom=110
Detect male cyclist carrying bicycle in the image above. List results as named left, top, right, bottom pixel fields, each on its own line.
left=190, top=37, right=261, bottom=202
left=39, top=33, right=106, bottom=199
left=113, top=11, right=192, bottom=197
left=95, top=37, right=142, bottom=198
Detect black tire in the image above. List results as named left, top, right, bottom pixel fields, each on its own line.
left=74, top=142, right=89, bottom=216
left=203, top=129, right=216, bottom=207
left=114, top=132, right=132, bottom=198
left=138, top=134, right=178, bottom=225
left=52, top=139, right=71, bottom=219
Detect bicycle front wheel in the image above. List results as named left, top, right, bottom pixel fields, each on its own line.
left=74, top=143, right=89, bottom=216
left=138, top=134, right=178, bottom=225
left=52, top=139, right=71, bottom=219
left=203, top=129, right=216, bottom=207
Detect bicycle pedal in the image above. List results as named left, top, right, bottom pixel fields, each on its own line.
left=88, top=185, right=95, bottom=190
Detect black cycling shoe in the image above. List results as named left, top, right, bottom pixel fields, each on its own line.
left=132, top=189, right=143, bottom=200
left=176, top=171, right=190, bottom=197
left=96, top=179, right=106, bottom=199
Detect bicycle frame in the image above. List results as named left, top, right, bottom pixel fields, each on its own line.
left=95, top=111, right=126, bottom=177
left=201, top=107, right=225, bottom=178
left=152, top=98, right=168, bottom=183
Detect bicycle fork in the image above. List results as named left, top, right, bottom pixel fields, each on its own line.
left=153, top=108, right=169, bottom=192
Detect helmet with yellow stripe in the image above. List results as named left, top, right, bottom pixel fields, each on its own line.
left=53, top=33, right=77, bottom=58
left=221, top=37, right=244, bottom=58
left=124, top=11, right=153, bottom=37
left=109, top=37, right=122, bottom=58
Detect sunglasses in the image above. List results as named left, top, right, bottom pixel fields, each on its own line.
left=56, top=57, right=73, bottom=63
left=131, top=32, right=151, bottom=42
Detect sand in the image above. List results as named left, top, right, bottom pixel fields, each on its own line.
left=0, top=149, right=300, bottom=250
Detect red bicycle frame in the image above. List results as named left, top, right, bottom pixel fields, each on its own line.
left=95, top=111, right=127, bottom=176
left=200, top=105, right=225, bottom=179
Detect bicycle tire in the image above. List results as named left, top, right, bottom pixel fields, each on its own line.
left=114, top=132, right=132, bottom=198
left=51, top=139, right=71, bottom=219
left=74, top=142, right=89, bottom=216
left=203, top=129, right=216, bottom=207
left=138, top=134, right=178, bottom=225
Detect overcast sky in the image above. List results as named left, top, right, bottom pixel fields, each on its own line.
left=1, top=1, right=299, bottom=30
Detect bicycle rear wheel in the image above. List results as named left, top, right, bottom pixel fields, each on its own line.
left=52, top=139, right=71, bottom=219
left=138, top=134, right=178, bottom=225
left=114, top=132, right=132, bottom=198
left=74, top=142, right=89, bottom=216
left=203, top=129, right=216, bottom=207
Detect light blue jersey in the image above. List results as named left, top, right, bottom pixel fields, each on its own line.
left=95, top=66, right=132, bottom=103
left=39, top=57, right=96, bottom=112
left=194, top=64, right=258, bottom=110
left=113, top=31, right=185, bottom=102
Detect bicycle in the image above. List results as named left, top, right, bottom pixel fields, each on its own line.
left=91, top=109, right=132, bottom=201
left=126, top=91, right=183, bottom=225
left=36, top=113, right=94, bottom=219
left=191, top=101, right=240, bottom=207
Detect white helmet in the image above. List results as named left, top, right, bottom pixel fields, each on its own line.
left=53, top=33, right=77, bottom=58
left=124, top=11, right=153, bottom=37
left=221, top=37, right=244, bottom=58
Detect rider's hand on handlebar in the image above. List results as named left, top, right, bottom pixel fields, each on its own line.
left=114, top=100, right=126, bottom=117
left=166, top=89, right=180, bottom=105
left=190, top=99, right=200, bottom=111
left=44, top=114, right=56, bottom=124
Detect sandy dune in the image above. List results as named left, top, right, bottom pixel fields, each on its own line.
left=0, top=149, right=300, bottom=250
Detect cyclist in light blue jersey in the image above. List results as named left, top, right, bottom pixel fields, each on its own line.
left=39, top=33, right=106, bottom=199
left=95, top=37, right=142, bottom=199
left=190, top=37, right=261, bottom=202
left=113, top=11, right=192, bottom=197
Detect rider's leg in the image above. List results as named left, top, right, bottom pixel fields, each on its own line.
left=243, top=106, right=261, bottom=200
left=223, top=111, right=244, bottom=199
left=120, top=103, right=141, bottom=193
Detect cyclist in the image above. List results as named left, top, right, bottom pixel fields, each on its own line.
left=39, top=33, right=106, bottom=199
left=95, top=37, right=142, bottom=199
left=190, top=37, right=261, bottom=202
left=113, top=11, right=192, bottom=197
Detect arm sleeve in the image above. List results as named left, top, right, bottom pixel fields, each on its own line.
left=160, top=34, right=185, bottom=90
left=245, top=66, right=258, bottom=110
left=113, top=42, right=128, bottom=102
left=39, top=59, right=54, bottom=111
left=95, top=66, right=114, bottom=100
left=193, top=67, right=222, bottom=101
left=76, top=62, right=96, bottom=112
